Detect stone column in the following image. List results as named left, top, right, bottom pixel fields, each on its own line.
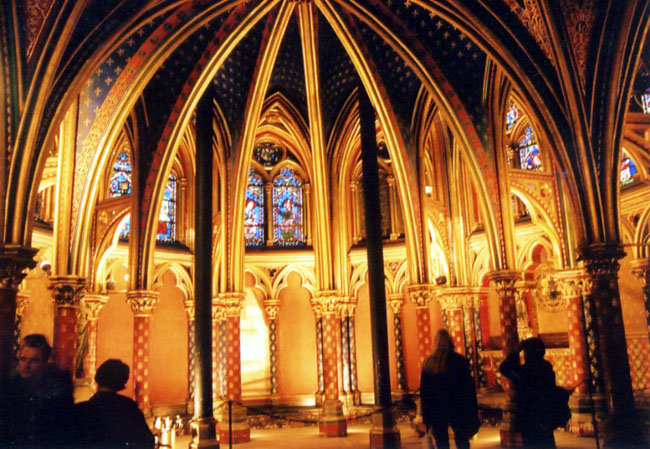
left=438, top=293, right=465, bottom=354
left=579, top=243, right=646, bottom=447
left=386, top=175, right=399, bottom=240
left=14, top=292, right=29, bottom=354
left=350, top=181, right=361, bottom=244
left=0, top=246, right=36, bottom=380
left=184, top=298, right=196, bottom=408
left=126, top=290, right=158, bottom=415
left=338, top=300, right=360, bottom=404
left=312, top=292, right=347, bottom=437
left=406, top=284, right=436, bottom=368
left=81, top=294, right=107, bottom=380
left=217, top=292, right=250, bottom=444
left=49, top=275, right=85, bottom=374
left=211, top=299, right=223, bottom=405
left=489, top=270, right=521, bottom=447
left=315, top=312, right=325, bottom=404
left=388, top=294, right=406, bottom=393
left=556, top=270, right=605, bottom=436
left=264, top=299, right=280, bottom=398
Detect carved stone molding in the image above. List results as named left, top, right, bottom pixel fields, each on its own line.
left=263, top=299, right=280, bottom=319
left=49, top=276, right=86, bottom=308
left=405, top=283, right=436, bottom=308
left=437, top=286, right=482, bottom=309
left=219, top=292, right=245, bottom=317
left=555, top=269, right=590, bottom=298
left=578, top=242, right=624, bottom=279
left=126, top=290, right=158, bottom=316
left=311, top=290, right=340, bottom=315
left=489, top=270, right=519, bottom=298
left=387, top=293, right=404, bottom=315
left=211, top=299, right=225, bottom=321
left=184, top=299, right=195, bottom=321
left=0, top=246, right=37, bottom=289
left=82, top=294, right=108, bottom=321
left=337, top=298, right=356, bottom=318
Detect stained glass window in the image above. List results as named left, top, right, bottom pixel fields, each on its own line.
left=506, top=102, right=519, bottom=130
left=272, top=167, right=304, bottom=247
left=253, top=143, right=283, bottom=167
left=109, top=151, right=132, bottom=197
left=641, top=89, right=650, bottom=114
left=157, top=174, right=177, bottom=242
left=518, top=126, right=543, bottom=170
left=118, top=215, right=130, bottom=240
left=620, top=151, right=638, bottom=186
left=244, top=170, right=265, bottom=247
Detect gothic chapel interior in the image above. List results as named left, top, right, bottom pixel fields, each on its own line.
left=2, top=0, right=650, bottom=447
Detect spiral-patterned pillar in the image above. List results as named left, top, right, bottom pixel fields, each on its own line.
left=264, top=299, right=280, bottom=397
left=388, top=295, right=406, bottom=393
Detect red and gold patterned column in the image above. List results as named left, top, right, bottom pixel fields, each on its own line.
left=438, top=293, right=465, bottom=354
left=126, top=290, right=158, bottom=415
left=0, top=247, right=36, bottom=380
left=489, top=271, right=521, bottom=447
left=555, top=270, right=605, bottom=436
left=81, top=294, right=107, bottom=380
left=184, top=298, right=196, bottom=407
left=211, top=299, right=223, bottom=405
left=313, top=291, right=347, bottom=437
left=49, top=276, right=85, bottom=374
left=406, top=284, right=436, bottom=369
left=217, top=292, right=250, bottom=444
left=579, top=243, right=645, bottom=447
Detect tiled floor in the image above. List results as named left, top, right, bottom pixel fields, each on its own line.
left=174, top=423, right=600, bottom=448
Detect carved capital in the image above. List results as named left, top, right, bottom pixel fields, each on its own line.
left=311, top=290, right=340, bottom=315
left=126, top=290, right=158, bottom=316
left=387, top=293, right=404, bottom=315
left=337, top=298, right=356, bottom=318
left=630, top=259, right=650, bottom=288
left=211, top=298, right=225, bottom=321
left=15, top=293, right=29, bottom=316
left=578, top=242, right=624, bottom=279
left=0, top=246, right=37, bottom=289
left=437, top=294, right=461, bottom=311
left=184, top=299, right=195, bottom=321
left=489, top=270, right=519, bottom=298
left=219, top=292, right=245, bottom=317
left=554, top=269, right=589, bottom=298
left=264, top=299, right=280, bottom=319
left=82, top=294, right=108, bottom=320
left=49, top=276, right=86, bottom=308
left=406, top=283, right=436, bottom=308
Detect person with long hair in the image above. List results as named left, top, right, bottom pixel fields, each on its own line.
left=420, top=329, right=480, bottom=449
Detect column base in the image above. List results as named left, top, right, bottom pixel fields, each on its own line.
left=499, top=402, right=522, bottom=447
left=217, top=403, right=250, bottom=444
left=369, top=408, right=401, bottom=449
left=189, top=416, right=218, bottom=449
left=568, top=393, right=607, bottom=437
left=319, top=399, right=347, bottom=437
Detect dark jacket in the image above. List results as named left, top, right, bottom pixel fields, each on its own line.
left=73, top=391, right=154, bottom=449
left=0, top=365, right=74, bottom=448
left=499, top=351, right=557, bottom=435
left=420, top=351, right=480, bottom=437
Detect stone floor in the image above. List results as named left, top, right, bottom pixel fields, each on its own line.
left=173, top=423, right=600, bottom=448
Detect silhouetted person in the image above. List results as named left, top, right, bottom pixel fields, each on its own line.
left=0, top=334, right=74, bottom=448
left=499, top=337, right=557, bottom=449
left=73, top=359, right=154, bottom=449
left=420, top=329, right=479, bottom=449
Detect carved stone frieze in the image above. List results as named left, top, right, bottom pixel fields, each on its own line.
left=0, top=246, right=38, bottom=289
left=406, top=283, right=436, bottom=308
left=578, top=242, right=624, bottom=281
left=126, top=290, right=158, bottom=316
left=49, top=276, right=86, bottom=308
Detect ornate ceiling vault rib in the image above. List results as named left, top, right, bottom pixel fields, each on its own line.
left=138, top=0, right=281, bottom=289
left=297, top=3, right=334, bottom=291
left=229, top=1, right=294, bottom=292
left=316, top=0, right=426, bottom=282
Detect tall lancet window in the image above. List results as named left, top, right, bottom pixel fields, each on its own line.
left=506, top=101, right=519, bottom=130
left=272, top=167, right=304, bottom=247
left=109, top=150, right=132, bottom=197
left=157, top=173, right=177, bottom=242
left=518, top=125, right=543, bottom=171
left=244, top=170, right=265, bottom=247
